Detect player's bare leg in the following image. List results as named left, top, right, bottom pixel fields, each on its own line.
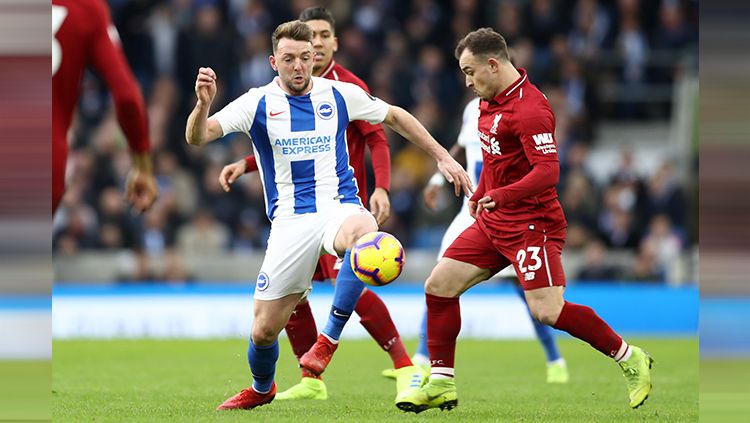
left=524, top=287, right=654, bottom=408
left=217, top=293, right=303, bottom=410
left=397, top=258, right=491, bottom=413
left=300, top=213, right=377, bottom=375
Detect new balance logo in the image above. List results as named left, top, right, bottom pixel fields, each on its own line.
left=531, top=133, right=557, bottom=154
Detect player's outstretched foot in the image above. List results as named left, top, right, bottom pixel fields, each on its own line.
left=546, top=360, right=569, bottom=384
left=216, top=382, right=276, bottom=410
left=619, top=346, right=654, bottom=409
left=395, top=378, right=457, bottom=414
left=299, top=334, right=338, bottom=376
left=275, top=377, right=328, bottom=400
left=394, top=365, right=428, bottom=404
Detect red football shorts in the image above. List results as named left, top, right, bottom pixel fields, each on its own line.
left=312, top=253, right=339, bottom=281
left=443, top=220, right=567, bottom=290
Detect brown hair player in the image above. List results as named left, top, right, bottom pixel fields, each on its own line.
left=397, top=28, right=654, bottom=414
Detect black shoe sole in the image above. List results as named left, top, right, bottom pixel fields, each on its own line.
left=396, top=400, right=458, bottom=414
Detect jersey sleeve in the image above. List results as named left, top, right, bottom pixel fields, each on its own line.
left=332, top=81, right=390, bottom=124
left=456, top=98, right=480, bottom=148
left=355, top=120, right=391, bottom=191
left=513, top=107, right=559, bottom=165
left=88, top=1, right=150, bottom=153
left=210, top=89, right=261, bottom=136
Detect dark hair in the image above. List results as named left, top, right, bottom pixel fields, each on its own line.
left=299, top=6, right=336, bottom=32
left=271, top=20, right=313, bottom=52
left=454, top=28, right=510, bottom=62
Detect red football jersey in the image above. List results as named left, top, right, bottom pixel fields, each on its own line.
left=473, top=68, right=567, bottom=232
left=52, top=0, right=149, bottom=154
left=244, top=60, right=391, bottom=207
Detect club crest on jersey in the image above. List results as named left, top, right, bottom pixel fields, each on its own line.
left=316, top=102, right=335, bottom=120
left=490, top=113, right=502, bottom=135
left=256, top=272, right=270, bottom=291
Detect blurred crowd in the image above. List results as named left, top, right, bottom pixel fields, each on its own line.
left=53, top=0, right=698, bottom=284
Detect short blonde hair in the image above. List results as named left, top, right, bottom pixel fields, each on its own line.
left=271, top=20, right=313, bottom=52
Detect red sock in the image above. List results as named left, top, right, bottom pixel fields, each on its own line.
left=425, top=293, right=460, bottom=377
left=284, top=301, right=320, bottom=379
left=355, top=289, right=413, bottom=369
left=552, top=301, right=625, bottom=358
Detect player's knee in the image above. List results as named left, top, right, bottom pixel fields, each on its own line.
left=251, top=325, right=278, bottom=346
left=425, top=268, right=460, bottom=297
left=342, top=217, right=378, bottom=249
left=529, top=302, right=563, bottom=326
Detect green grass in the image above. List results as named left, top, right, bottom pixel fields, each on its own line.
left=0, top=360, right=51, bottom=421
left=700, top=358, right=750, bottom=422
left=53, top=338, right=697, bottom=422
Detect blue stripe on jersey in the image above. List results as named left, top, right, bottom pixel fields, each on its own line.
left=249, top=96, right=279, bottom=220
left=331, top=87, right=361, bottom=205
left=475, top=160, right=483, bottom=186
left=291, top=159, right=317, bottom=214
left=287, top=94, right=316, bottom=132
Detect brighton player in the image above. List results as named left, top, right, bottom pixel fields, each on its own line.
left=52, top=0, right=157, bottom=214
left=185, top=21, right=472, bottom=410
left=382, top=97, right=569, bottom=384
left=218, top=7, right=419, bottom=401
left=398, top=28, right=653, bottom=413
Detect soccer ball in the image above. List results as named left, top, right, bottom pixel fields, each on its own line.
left=350, top=231, right=405, bottom=286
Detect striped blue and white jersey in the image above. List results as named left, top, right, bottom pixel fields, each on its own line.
left=212, top=76, right=390, bottom=220
left=456, top=97, right=482, bottom=206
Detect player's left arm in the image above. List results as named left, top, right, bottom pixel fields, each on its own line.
left=479, top=110, right=559, bottom=211
left=335, top=80, right=472, bottom=198
left=355, top=120, right=391, bottom=224
left=382, top=107, right=473, bottom=198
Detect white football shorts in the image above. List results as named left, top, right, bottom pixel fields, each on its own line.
left=254, top=203, right=375, bottom=301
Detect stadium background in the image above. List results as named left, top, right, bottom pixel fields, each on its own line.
left=48, top=0, right=699, bottom=337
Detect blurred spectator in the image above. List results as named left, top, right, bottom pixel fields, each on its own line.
left=52, top=1, right=698, bottom=285
left=577, top=240, right=622, bottom=281
left=176, top=209, right=230, bottom=255
left=624, top=248, right=664, bottom=282
left=640, top=213, right=684, bottom=282
left=646, top=161, right=686, bottom=229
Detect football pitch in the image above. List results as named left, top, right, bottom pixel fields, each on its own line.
left=53, top=338, right=697, bottom=422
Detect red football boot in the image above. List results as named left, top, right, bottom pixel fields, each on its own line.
left=299, top=334, right=338, bottom=375
left=216, top=382, right=276, bottom=410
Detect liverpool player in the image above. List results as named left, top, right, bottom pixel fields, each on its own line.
left=397, top=28, right=653, bottom=413
left=218, top=7, right=423, bottom=403
left=52, top=0, right=157, bottom=214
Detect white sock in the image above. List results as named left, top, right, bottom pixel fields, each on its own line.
left=322, top=333, right=338, bottom=345
left=614, top=341, right=632, bottom=362
left=547, top=358, right=566, bottom=367
left=411, top=353, right=429, bottom=366
left=430, top=367, right=454, bottom=380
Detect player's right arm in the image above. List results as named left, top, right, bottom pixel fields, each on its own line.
left=88, top=1, right=157, bottom=212
left=218, top=156, right=259, bottom=192
left=186, top=67, right=223, bottom=145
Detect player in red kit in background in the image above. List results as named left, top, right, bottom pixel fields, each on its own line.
left=52, top=0, right=157, bottom=214
left=398, top=28, right=654, bottom=413
left=218, top=7, right=423, bottom=403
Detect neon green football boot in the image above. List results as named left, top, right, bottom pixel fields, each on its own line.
left=382, top=354, right=430, bottom=380
left=618, top=346, right=654, bottom=408
left=393, top=365, right=428, bottom=404
left=546, top=360, right=569, bottom=384
left=395, top=378, right=457, bottom=413
left=275, top=377, right=328, bottom=400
